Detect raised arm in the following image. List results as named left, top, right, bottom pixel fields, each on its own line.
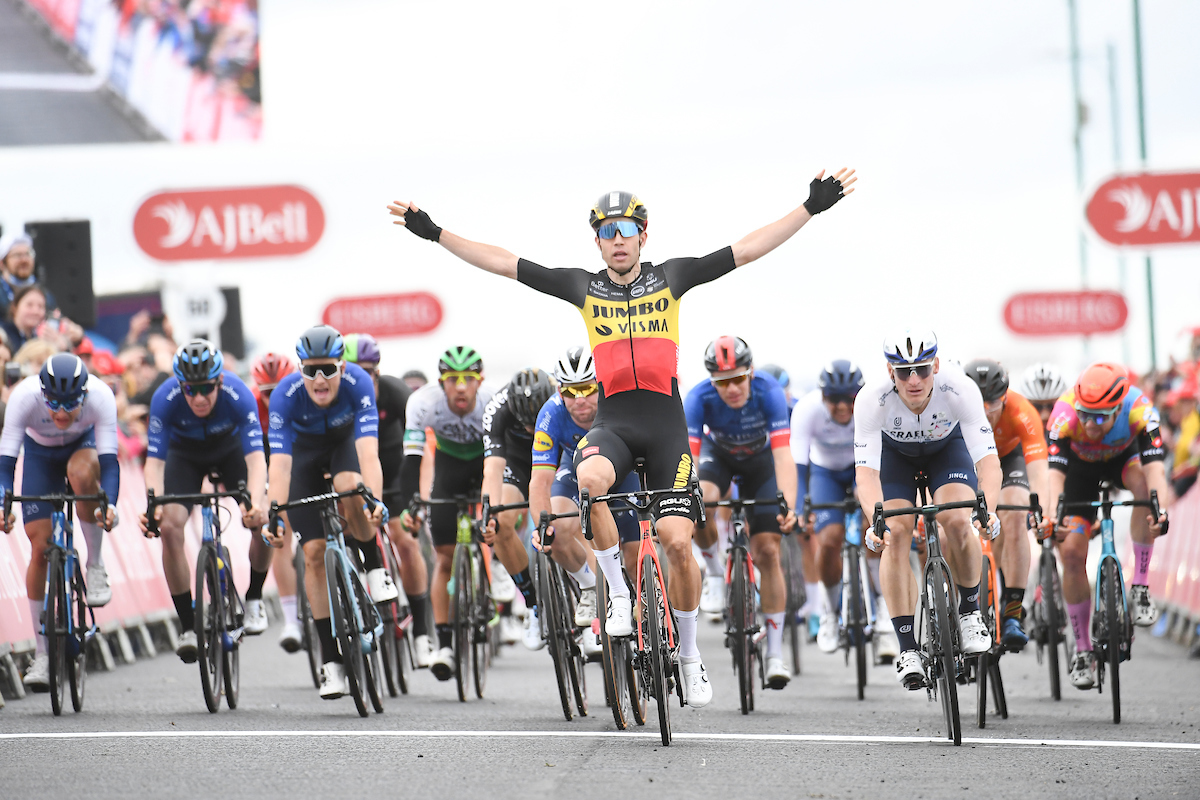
left=388, top=201, right=519, bottom=279
left=730, top=169, right=856, bottom=267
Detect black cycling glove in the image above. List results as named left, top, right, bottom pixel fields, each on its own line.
left=802, top=175, right=844, bottom=215
left=404, top=207, right=443, bottom=242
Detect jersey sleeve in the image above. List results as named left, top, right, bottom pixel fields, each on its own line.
left=145, top=380, right=175, bottom=459
left=790, top=393, right=816, bottom=467
left=1046, top=401, right=1076, bottom=472
left=482, top=389, right=510, bottom=460
left=763, top=379, right=791, bottom=450
left=345, top=366, right=379, bottom=440
left=0, top=380, right=35, bottom=494
left=516, top=259, right=590, bottom=308
left=661, top=247, right=737, bottom=300
left=950, top=373, right=998, bottom=463
left=84, top=379, right=121, bottom=502
left=1008, top=392, right=1047, bottom=462
left=532, top=399, right=561, bottom=470
left=403, top=387, right=431, bottom=457
left=853, top=383, right=888, bottom=471
left=1131, top=395, right=1166, bottom=463
left=228, top=377, right=265, bottom=456
left=683, top=381, right=707, bottom=457
left=267, top=379, right=298, bottom=456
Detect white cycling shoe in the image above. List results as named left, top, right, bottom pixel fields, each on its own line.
left=817, top=613, right=840, bottom=654
left=582, top=627, right=603, bottom=660
left=605, top=592, right=633, bottom=637
left=366, top=569, right=399, bottom=603
left=959, top=610, right=992, bottom=655
left=175, top=630, right=198, bottom=663
left=243, top=599, right=268, bottom=635
left=412, top=634, right=432, bottom=668
left=1130, top=584, right=1159, bottom=627
left=575, top=586, right=597, bottom=628
left=319, top=662, right=346, bottom=699
left=699, top=574, right=724, bottom=616
left=524, top=606, right=546, bottom=651
left=490, top=562, right=516, bottom=603
left=1069, top=650, right=1097, bottom=689
left=680, top=657, right=712, bottom=708
left=764, top=656, right=790, bottom=690
left=895, top=650, right=924, bottom=690
left=278, top=620, right=302, bottom=653
left=23, top=653, right=50, bottom=692
left=85, top=564, right=112, bottom=607
left=430, top=646, right=454, bottom=681
left=876, top=631, right=900, bottom=663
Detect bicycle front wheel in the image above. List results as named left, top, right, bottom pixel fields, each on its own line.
left=69, top=561, right=88, bottom=712
left=451, top=544, right=473, bottom=703
left=328, top=550, right=368, bottom=718
left=46, top=551, right=67, bottom=716
left=730, top=548, right=753, bottom=715
left=539, top=556, right=573, bottom=720
left=847, top=544, right=868, bottom=700
left=976, top=554, right=993, bottom=729
left=354, top=575, right=385, bottom=714
left=1103, top=560, right=1123, bottom=725
left=928, top=561, right=961, bottom=745
left=295, top=548, right=322, bottom=689
left=1040, top=548, right=1062, bottom=701
left=642, top=553, right=672, bottom=746
left=471, top=549, right=490, bottom=699
left=195, top=546, right=223, bottom=714
left=221, top=549, right=241, bottom=710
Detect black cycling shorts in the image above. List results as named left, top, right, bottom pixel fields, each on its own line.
left=697, top=439, right=781, bottom=534
left=999, top=447, right=1030, bottom=490
left=1058, top=442, right=1139, bottom=525
left=380, top=445, right=405, bottom=517
left=163, top=433, right=247, bottom=515
left=573, top=388, right=697, bottom=522
left=502, top=458, right=531, bottom=499
left=288, top=432, right=361, bottom=544
left=430, top=448, right=484, bottom=547
left=879, top=427, right=978, bottom=502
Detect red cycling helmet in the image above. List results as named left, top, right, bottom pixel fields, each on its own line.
left=252, top=352, right=296, bottom=389
left=704, top=335, right=753, bottom=373
left=1074, top=362, right=1130, bottom=412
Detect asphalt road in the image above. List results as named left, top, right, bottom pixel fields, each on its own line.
left=2, top=613, right=1199, bottom=800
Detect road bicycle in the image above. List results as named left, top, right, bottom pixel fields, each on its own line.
left=1027, top=493, right=1066, bottom=701
left=5, top=489, right=107, bottom=715
left=378, top=527, right=412, bottom=697
left=533, top=509, right=588, bottom=721
left=292, top=530, right=322, bottom=689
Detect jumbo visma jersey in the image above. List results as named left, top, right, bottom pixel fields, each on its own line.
left=517, top=248, right=737, bottom=397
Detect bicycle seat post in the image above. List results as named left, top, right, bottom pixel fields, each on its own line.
left=634, top=458, right=648, bottom=492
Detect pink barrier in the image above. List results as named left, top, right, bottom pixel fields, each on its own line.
left=1148, top=482, right=1200, bottom=619
left=0, top=459, right=270, bottom=652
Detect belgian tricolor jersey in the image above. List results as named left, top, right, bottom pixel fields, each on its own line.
left=517, top=247, right=737, bottom=397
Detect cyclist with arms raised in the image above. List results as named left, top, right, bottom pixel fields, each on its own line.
left=264, top=325, right=393, bottom=699
left=389, top=171, right=854, bottom=706
left=139, top=340, right=272, bottom=661
left=1041, top=363, right=1168, bottom=689
left=854, top=330, right=1002, bottom=689
left=1, top=354, right=118, bottom=690
left=684, top=335, right=797, bottom=689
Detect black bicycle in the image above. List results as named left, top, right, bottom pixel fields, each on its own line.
left=292, top=529, right=323, bottom=689
left=872, top=476, right=988, bottom=746
left=1027, top=492, right=1066, bottom=701
left=533, top=509, right=589, bottom=720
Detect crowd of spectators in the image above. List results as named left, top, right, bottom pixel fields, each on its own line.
left=1133, top=331, right=1200, bottom=504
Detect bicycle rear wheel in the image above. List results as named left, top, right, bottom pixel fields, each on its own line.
left=989, top=656, right=1008, bottom=718
left=195, top=546, right=223, bottom=714
left=730, top=548, right=753, bottom=716
left=380, top=543, right=405, bottom=698
left=847, top=544, right=867, bottom=701
left=598, top=576, right=632, bottom=729
left=976, top=554, right=993, bottom=729
left=451, top=545, right=473, bottom=703
left=221, top=552, right=241, bottom=710
left=472, top=550, right=490, bottom=699
left=1040, top=548, right=1062, bottom=701
left=295, top=548, right=322, bottom=689
left=563, top=575, right=588, bottom=718
left=928, top=561, right=961, bottom=745
left=355, top=576, right=385, bottom=714
left=328, top=551, right=368, bottom=718
left=46, top=552, right=67, bottom=716
left=539, top=556, right=573, bottom=720
left=1103, top=560, right=1122, bottom=725
left=69, top=561, right=88, bottom=712
left=642, top=553, right=672, bottom=746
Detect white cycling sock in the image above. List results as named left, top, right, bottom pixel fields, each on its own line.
left=765, top=611, right=786, bottom=658
left=595, top=544, right=629, bottom=598
left=676, top=605, right=700, bottom=660
left=699, top=546, right=723, bottom=579
left=29, top=598, right=46, bottom=655
left=568, top=564, right=596, bottom=590
left=824, top=581, right=842, bottom=614
left=802, top=581, right=822, bottom=617
left=79, top=521, right=104, bottom=568
left=279, top=595, right=298, bottom=623
left=867, top=556, right=881, bottom=593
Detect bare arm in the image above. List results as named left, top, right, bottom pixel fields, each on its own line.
left=772, top=446, right=798, bottom=531
left=729, top=169, right=856, bottom=267
left=481, top=455, right=506, bottom=540
left=1026, top=459, right=1049, bottom=517
left=388, top=201, right=519, bottom=279
left=974, top=454, right=1003, bottom=514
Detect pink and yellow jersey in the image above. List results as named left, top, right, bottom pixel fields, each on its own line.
left=1046, top=386, right=1164, bottom=469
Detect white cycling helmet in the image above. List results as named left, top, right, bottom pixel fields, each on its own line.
left=1018, top=362, right=1069, bottom=402
left=554, top=345, right=596, bottom=385
left=883, top=329, right=938, bottom=366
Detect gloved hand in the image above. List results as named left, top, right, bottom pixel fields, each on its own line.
left=403, top=206, right=442, bottom=242
left=803, top=175, right=845, bottom=215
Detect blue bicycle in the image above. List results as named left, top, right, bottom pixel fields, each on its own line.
left=148, top=480, right=252, bottom=713
left=4, top=489, right=107, bottom=716
left=270, top=483, right=385, bottom=717
left=1057, top=482, right=1165, bottom=724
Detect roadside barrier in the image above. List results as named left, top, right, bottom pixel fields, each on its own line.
left=1149, top=481, right=1200, bottom=645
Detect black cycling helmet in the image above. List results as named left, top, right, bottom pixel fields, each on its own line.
left=40, top=353, right=89, bottom=405
left=964, top=358, right=1010, bottom=403
left=506, top=368, right=556, bottom=428
left=759, top=363, right=790, bottom=389
left=589, top=191, right=648, bottom=231
left=295, top=324, right=344, bottom=360
left=173, top=339, right=224, bottom=383
left=704, top=335, right=753, bottom=373
left=819, top=359, right=865, bottom=398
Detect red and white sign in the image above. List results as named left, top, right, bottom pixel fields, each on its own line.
left=323, top=292, right=443, bottom=338
left=1086, top=171, right=1200, bottom=247
left=134, top=186, right=324, bottom=261
left=1003, top=291, right=1128, bottom=336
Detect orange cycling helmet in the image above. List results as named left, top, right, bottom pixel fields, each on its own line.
left=1073, top=362, right=1130, bottom=411
left=252, top=352, right=296, bottom=388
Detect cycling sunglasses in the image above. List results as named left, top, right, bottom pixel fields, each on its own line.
left=824, top=394, right=856, bottom=406
left=1075, top=405, right=1117, bottom=425
left=45, top=396, right=84, bottom=412
left=441, top=370, right=481, bottom=386
left=183, top=381, right=219, bottom=397
left=711, top=370, right=751, bottom=388
left=893, top=363, right=934, bottom=381
left=561, top=382, right=598, bottom=399
left=596, top=220, right=643, bottom=240
left=1031, top=401, right=1056, bottom=415
left=301, top=362, right=342, bottom=380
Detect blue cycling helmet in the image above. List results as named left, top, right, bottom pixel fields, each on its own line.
left=819, top=359, right=865, bottom=397
left=40, top=353, right=89, bottom=405
left=759, top=364, right=790, bottom=389
left=173, top=339, right=224, bottom=383
left=883, top=328, right=938, bottom=366
left=296, top=324, right=345, bottom=360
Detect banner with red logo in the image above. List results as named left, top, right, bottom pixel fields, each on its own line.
left=1003, top=291, right=1128, bottom=336
left=134, top=186, right=325, bottom=261
left=322, top=293, right=444, bottom=338
left=1086, top=171, right=1200, bottom=247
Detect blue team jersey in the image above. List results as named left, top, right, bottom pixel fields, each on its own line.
left=684, top=373, right=791, bottom=460
left=147, top=371, right=264, bottom=459
left=532, top=393, right=588, bottom=470
left=267, top=362, right=378, bottom=456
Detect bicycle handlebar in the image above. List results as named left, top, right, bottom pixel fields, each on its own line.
left=1056, top=489, right=1167, bottom=536
left=267, top=483, right=378, bottom=536
left=536, top=510, right=580, bottom=548
left=705, top=492, right=790, bottom=530
left=870, top=492, right=988, bottom=553
left=579, top=482, right=703, bottom=541
left=4, top=490, right=110, bottom=531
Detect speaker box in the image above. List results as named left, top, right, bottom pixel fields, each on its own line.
left=24, top=220, right=96, bottom=328
left=219, top=287, right=245, bottom=360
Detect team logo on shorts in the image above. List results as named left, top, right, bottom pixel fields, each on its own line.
left=533, top=431, right=554, bottom=452
left=673, top=453, right=693, bottom=489
left=582, top=446, right=599, bottom=458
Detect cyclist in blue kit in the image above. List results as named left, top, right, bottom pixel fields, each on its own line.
left=264, top=324, right=395, bottom=700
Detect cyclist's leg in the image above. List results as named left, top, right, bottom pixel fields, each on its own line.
left=696, top=443, right=733, bottom=613
left=574, top=427, right=632, bottom=598
left=995, top=448, right=1032, bottom=637
left=214, top=443, right=272, bottom=609
left=547, top=462, right=597, bottom=579
left=287, top=437, right=341, bottom=670
left=494, top=474, right=534, bottom=608
left=158, top=445, right=208, bottom=639
left=810, top=464, right=850, bottom=632
left=877, top=441, right=919, bottom=654
left=1119, top=454, right=1160, bottom=625
left=1056, top=452, right=1109, bottom=654
left=925, top=432, right=983, bottom=605
left=383, top=448, right=429, bottom=636
left=427, top=449, right=482, bottom=666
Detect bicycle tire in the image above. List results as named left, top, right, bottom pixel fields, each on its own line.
left=1041, top=548, right=1062, bottom=701
left=787, top=612, right=801, bottom=675
left=539, top=556, right=574, bottom=720
left=472, top=549, right=490, bottom=699
left=928, top=561, right=961, bottom=745
left=328, top=549, right=368, bottom=718
left=598, top=576, right=632, bottom=729
left=295, top=548, right=322, bottom=690
left=195, top=546, right=223, bottom=714
left=354, top=574, right=385, bottom=714
left=46, top=551, right=66, bottom=716
left=69, top=561, right=87, bottom=712
left=730, top=548, right=753, bottom=716
left=643, top=553, right=672, bottom=746
left=848, top=544, right=867, bottom=701
left=976, top=554, right=993, bottom=729
left=563, top=574, right=588, bottom=718
left=1104, top=560, right=1122, bottom=725
left=451, top=544, right=472, bottom=703
left=380, top=600, right=400, bottom=698
left=221, top=551, right=240, bottom=710
left=989, top=655, right=1008, bottom=718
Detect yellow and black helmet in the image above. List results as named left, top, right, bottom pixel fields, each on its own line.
left=589, top=191, right=648, bottom=231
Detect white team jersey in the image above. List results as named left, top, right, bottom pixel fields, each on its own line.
left=0, top=374, right=119, bottom=456
left=790, top=389, right=855, bottom=471
left=402, top=382, right=495, bottom=457
left=853, top=367, right=996, bottom=471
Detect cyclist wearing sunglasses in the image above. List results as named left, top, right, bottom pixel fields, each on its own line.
left=264, top=324, right=394, bottom=700
left=140, top=339, right=273, bottom=660
left=529, top=346, right=640, bottom=645
left=1, top=353, right=119, bottom=691
left=854, top=329, right=1002, bottom=690
left=396, top=346, right=494, bottom=681
left=963, top=358, right=1049, bottom=652
left=1017, top=362, right=1070, bottom=436
left=1041, top=362, right=1169, bottom=690
left=685, top=335, right=797, bottom=689
left=390, top=171, right=854, bottom=708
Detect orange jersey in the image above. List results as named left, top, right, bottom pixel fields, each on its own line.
left=992, top=390, right=1047, bottom=462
